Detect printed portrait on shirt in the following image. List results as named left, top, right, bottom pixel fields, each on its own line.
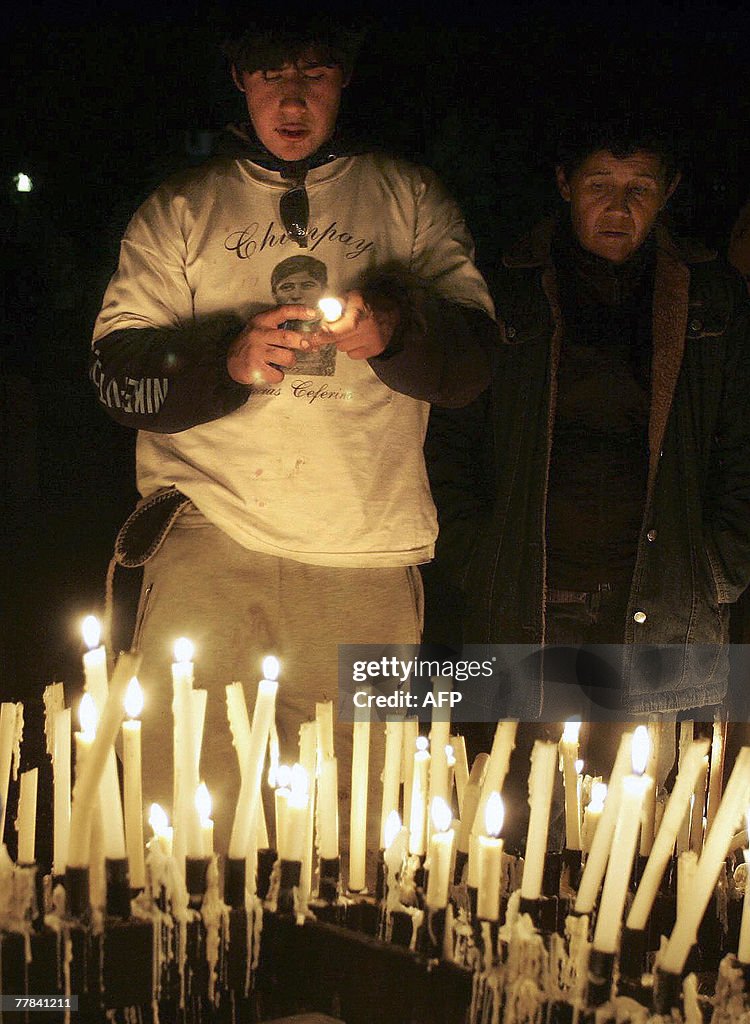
left=271, top=255, right=337, bottom=376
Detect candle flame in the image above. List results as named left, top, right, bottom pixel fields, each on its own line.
left=262, top=655, right=280, bottom=681
left=446, top=743, right=456, bottom=767
left=78, top=693, right=97, bottom=737
left=288, top=788, right=308, bottom=812
left=575, top=758, right=584, bottom=775
left=173, top=637, right=194, bottom=664
left=290, top=762, right=309, bottom=799
left=485, top=791, right=505, bottom=838
left=82, top=614, right=101, bottom=650
left=276, top=763, right=292, bottom=790
left=124, top=676, right=144, bottom=719
left=416, top=735, right=429, bottom=753
left=195, top=782, right=212, bottom=824
left=384, top=810, right=402, bottom=850
left=318, top=296, right=343, bottom=322
left=149, top=803, right=169, bottom=837
left=562, top=720, right=581, bottom=744
left=431, top=796, right=453, bottom=834
left=632, top=725, right=650, bottom=775
left=589, top=781, right=607, bottom=811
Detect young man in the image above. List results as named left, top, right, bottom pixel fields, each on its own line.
left=90, top=21, right=496, bottom=859
left=426, top=124, right=750, bottom=720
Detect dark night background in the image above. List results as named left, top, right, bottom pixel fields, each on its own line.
left=2, top=0, right=749, bottom=864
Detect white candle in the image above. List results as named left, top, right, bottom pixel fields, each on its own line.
left=581, top=782, right=607, bottom=855
left=446, top=745, right=456, bottom=817
left=380, top=721, right=404, bottom=848
left=689, top=755, right=709, bottom=853
left=738, top=816, right=750, bottom=964
left=661, top=746, right=750, bottom=974
left=592, top=729, right=651, bottom=954
left=81, top=615, right=108, bottom=703
left=192, top=689, right=207, bottom=772
left=73, top=698, right=105, bottom=906
left=81, top=618, right=127, bottom=860
left=425, top=797, right=455, bottom=910
left=676, top=850, right=697, bottom=918
left=195, top=782, right=214, bottom=856
left=317, top=756, right=339, bottom=861
left=401, top=718, right=418, bottom=832
left=123, top=677, right=145, bottom=888
left=16, top=768, right=38, bottom=864
left=298, top=724, right=317, bottom=905
left=627, top=738, right=711, bottom=930
left=575, top=731, right=633, bottom=914
left=226, top=682, right=251, bottom=771
left=384, top=812, right=408, bottom=904
left=521, top=740, right=558, bottom=900
left=281, top=767, right=309, bottom=864
left=172, top=637, right=201, bottom=862
left=315, top=701, right=335, bottom=760
left=53, top=707, right=71, bottom=876
left=228, top=659, right=279, bottom=860
left=408, top=737, right=430, bottom=857
left=450, top=735, right=469, bottom=816
left=640, top=718, right=661, bottom=856
left=560, top=720, right=582, bottom=851
left=473, top=722, right=517, bottom=842
left=676, top=721, right=695, bottom=854
left=148, top=803, right=173, bottom=857
left=68, top=651, right=140, bottom=868
left=706, top=715, right=726, bottom=835
left=0, top=702, right=20, bottom=840
left=476, top=792, right=504, bottom=921
left=274, top=764, right=291, bottom=853
left=349, top=701, right=371, bottom=891
left=457, top=753, right=489, bottom=856
left=428, top=680, right=452, bottom=831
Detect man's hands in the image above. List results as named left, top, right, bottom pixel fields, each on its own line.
left=319, top=289, right=399, bottom=360
left=226, top=305, right=320, bottom=385
left=227, top=292, right=401, bottom=385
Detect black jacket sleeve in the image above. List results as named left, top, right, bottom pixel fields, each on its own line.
left=423, top=389, right=495, bottom=590
left=704, top=273, right=750, bottom=601
left=361, top=265, right=498, bottom=409
left=89, top=315, right=251, bottom=433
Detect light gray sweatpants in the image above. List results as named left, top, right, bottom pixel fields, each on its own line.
left=132, top=505, right=424, bottom=884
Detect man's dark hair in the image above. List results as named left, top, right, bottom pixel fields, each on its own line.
left=222, top=16, right=365, bottom=78
left=555, top=121, right=681, bottom=184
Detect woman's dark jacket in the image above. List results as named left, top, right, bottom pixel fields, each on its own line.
left=426, top=219, right=750, bottom=715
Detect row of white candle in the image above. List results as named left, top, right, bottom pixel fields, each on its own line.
left=5, top=617, right=750, bottom=978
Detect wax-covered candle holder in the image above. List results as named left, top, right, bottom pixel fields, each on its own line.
left=453, top=848, right=468, bottom=886
left=65, top=865, right=90, bottom=921
left=416, top=905, right=446, bottom=960
left=585, top=948, right=615, bottom=1008
left=375, top=848, right=386, bottom=901
left=16, top=862, right=45, bottom=930
left=519, top=894, right=556, bottom=933
left=652, top=965, right=683, bottom=1014
left=319, top=855, right=340, bottom=904
left=617, top=925, right=648, bottom=987
left=277, top=858, right=301, bottom=917
left=105, top=857, right=131, bottom=919
left=561, top=848, right=583, bottom=892
left=543, top=850, right=562, bottom=897
left=256, top=847, right=277, bottom=901
left=224, top=856, right=246, bottom=909
left=185, top=855, right=211, bottom=910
